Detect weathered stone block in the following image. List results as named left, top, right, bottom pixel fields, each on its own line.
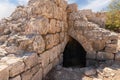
left=86, top=51, right=96, bottom=59
left=52, top=57, right=59, bottom=67
left=53, top=5, right=59, bottom=19
left=40, top=51, right=50, bottom=68
left=62, top=11, right=67, bottom=21
left=21, top=70, right=33, bottom=80
left=92, top=40, right=105, bottom=51
left=86, top=59, right=98, bottom=67
left=59, top=0, right=67, bottom=11
left=105, top=44, right=117, bottom=53
left=41, top=1, right=54, bottom=18
left=43, top=63, right=52, bottom=77
left=32, top=35, right=45, bottom=54
left=23, top=53, right=39, bottom=70
left=60, top=32, right=65, bottom=42
left=44, top=33, right=60, bottom=49
left=6, top=58, right=25, bottom=77
left=49, top=19, right=61, bottom=33
left=62, top=22, right=68, bottom=32
left=31, top=65, right=40, bottom=75
left=32, top=68, right=42, bottom=80
left=1, top=57, right=25, bottom=77
left=26, top=16, right=49, bottom=35
left=21, top=65, right=40, bottom=80
left=18, top=35, right=34, bottom=51
left=0, top=64, right=9, bottom=80
left=97, top=52, right=114, bottom=60
left=59, top=54, right=63, bottom=64
left=49, top=44, right=61, bottom=63
left=30, top=0, right=54, bottom=18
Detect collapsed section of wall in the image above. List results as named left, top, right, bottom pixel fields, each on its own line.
left=0, top=0, right=69, bottom=80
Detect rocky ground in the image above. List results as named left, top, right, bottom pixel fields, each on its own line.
left=44, top=61, right=120, bottom=80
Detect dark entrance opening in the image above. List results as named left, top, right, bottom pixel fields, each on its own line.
left=63, top=37, right=86, bottom=68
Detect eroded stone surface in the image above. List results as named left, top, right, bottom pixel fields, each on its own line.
left=0, top=0, right=120, bottom=80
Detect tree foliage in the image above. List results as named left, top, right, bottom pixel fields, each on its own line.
left=105, top=0, right=120, bottom=32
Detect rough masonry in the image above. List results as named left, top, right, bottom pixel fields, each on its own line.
left=0, top=0, right=120, bottom=80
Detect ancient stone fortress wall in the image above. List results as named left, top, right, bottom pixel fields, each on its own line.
left=0, top=0, right=120, bottom=80
left=67, top=4, right=120, bottom=66
left=0, top=0, right=68, bottom=80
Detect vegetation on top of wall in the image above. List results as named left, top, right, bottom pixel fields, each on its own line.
left=105, top=0, right=120, bottom=32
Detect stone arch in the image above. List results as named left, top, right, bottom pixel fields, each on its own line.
left=68, top=27, right=94, bottom=54
left=63, top=37, right=87, bottom=67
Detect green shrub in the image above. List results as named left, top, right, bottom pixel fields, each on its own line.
left=105, top=0, right=120, bottom=32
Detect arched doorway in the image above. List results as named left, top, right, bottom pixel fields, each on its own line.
left=63, top=37, right=86, bottom=68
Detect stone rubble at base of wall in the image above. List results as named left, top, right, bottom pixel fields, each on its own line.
left=0, top=0, right=120, bottom=80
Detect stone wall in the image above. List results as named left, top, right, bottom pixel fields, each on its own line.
left=0, top=0, right=69, bottom=80
left=0, top=0, right=120, bottom=80
left=67, top=4, right=120, bottom=66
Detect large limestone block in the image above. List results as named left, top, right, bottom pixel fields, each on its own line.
left=59, top=0, right=67, bottom=11
left=56, top=20, right=62, bottom=32
left=31, top=65, right=40, bottom=75
left=105, top=44, right=117, bottom=53
left=30, top=0, right=54, bottom=18
left=52, top=57, right=60, bottom=67
left=92, top=40, right=105, bottom=51
left=86, top=51, right=96, bottom=59
left=18, top=35, right=34, bottom=51
left=22, top=52, right=39, bottom=70
left=40, top=44, right=61, bottom=68
left=18, top=34, right=45, bottom=53
left=41, top=1, right=54, bottom=18
left=32, top=35, right=45, bottom=54
left=49, top=44, right=62, bottom=63
left=26, top=16, right=49, bottom=35
left=1, top=57, right=25, bottom=77
left=0, top=64, right=9, bottom=80
left=61, top=22, right=68, bottom=32
left=40, top=51, right=50, bottom=68
left=53, top=7, right=64, bottom=20
left=43, top=63, right=52, bottom=77
left=44, top=33, right=60, bottom=49
left=31, top=68, right=42, bottom=80
left=53, top=5, right=61, bottom=20
left=60, top=32, right=65, bottom=42
left=21, top=65, right=40, bottom=80
left=21, top=70, right=33, bottom=80
left=62, top=11, right=67, bottom=21
left=49, top=19, right=61, bottom=33
left=49, top=19, right=56, bottom=33
left=97, top=52, right=114, bottom=60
